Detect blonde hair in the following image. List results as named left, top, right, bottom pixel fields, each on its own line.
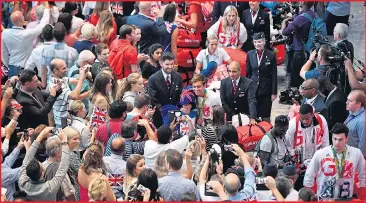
left=92, top=2, right=110, bottom=16
left=70, top=100, right=85, bottom=116
left=206, top=34, right=219, bottom=46
left=62, top=126, right=80, bottom=140
left=96, top=10, right=114, bottom=43
left=117, top=73, right=142, bottom=100
left=222, top=6, right=240, bottom=34
left=154, top=151, right=169, bottom=178
left=88, top=176, right=108, bottom=201
left=187, top=141, right=201, bottom=159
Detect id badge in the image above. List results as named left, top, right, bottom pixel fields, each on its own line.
left=304, top=148, right=314, bottom=160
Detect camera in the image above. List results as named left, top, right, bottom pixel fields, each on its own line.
left=209, top=148, right=220, bottom=164
left=279, top=88, right=302, bottom=105
left=256, top=177, right=269, bottom=191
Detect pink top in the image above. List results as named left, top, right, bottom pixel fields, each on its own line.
left=79, top=181, right=90, bottom=201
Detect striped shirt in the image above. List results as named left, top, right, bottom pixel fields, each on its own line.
left=104, top=133, right=145, bottom=160
left=47, top=76, right=71, bottom=127
left=202, top=126, right=219, bottom=151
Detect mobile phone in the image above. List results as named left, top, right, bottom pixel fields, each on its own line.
left=196, top=129, right=202, bottom=136
left=23, top=130, right=29, bottom=141
left=174, top=111, right=182, bottom=121
left=137, top=185, right=148, bottom=193
left=1, top=188, right=7, bottom=196
left=204, top=182, right=218, bottom=197
left=256, top=177, right=268, bottom=191
left=223, top=144, right=233, bottom=152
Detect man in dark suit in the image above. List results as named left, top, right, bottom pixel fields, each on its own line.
left=241, top=1, right=270, bottom=52
left=220, top=61, right=257, bottom=124
left=317, top=76, right=347, bottom=135
left=15, top=69, right=58, bottom=130
left=246, top=32, right=277, bottom=122
left=126, top=2, right=166, bottom=54
left=148, top=52, right=183, bottom=128
left=299, top=78, right=329, bottom=120
left=213, top=2, right=249, bottom=23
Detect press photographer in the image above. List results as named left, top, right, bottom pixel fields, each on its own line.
left=300, top=44, right=333, bottom=80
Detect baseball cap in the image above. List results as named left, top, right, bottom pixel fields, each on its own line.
left=263, top=163, right=278, bottom=178
left=282, top=165, right=298, bottom=176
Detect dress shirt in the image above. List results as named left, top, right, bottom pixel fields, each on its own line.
left=162, top=70, right=171, bottom=83
left=306, top=94, right=318, bottom=106
left=2, top=9, right=50, bottom=67
left=2, top=147, right=21, bottom=201
left=345, top=107, right=365, bottom=154
left=25, top=41, right=54, bottom=78
left=103, top=154, right=127, bottom=175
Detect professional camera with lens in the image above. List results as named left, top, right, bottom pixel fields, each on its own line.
left=279, top=88, right=302, bottom=105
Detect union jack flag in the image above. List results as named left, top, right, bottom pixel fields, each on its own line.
left=180, top=122, right=190, bottom=136
left=91, top=106, right=108, bottom=128
left=1, top=64, right=8, bottom=78
left=112, top=3, right=123, bottom=15
left=108, top=173, right=124, bottom=187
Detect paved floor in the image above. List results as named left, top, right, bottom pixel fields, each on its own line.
left=270, top=2, right=365, bottom=123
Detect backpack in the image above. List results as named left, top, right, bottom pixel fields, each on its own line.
left=108, top=41, right=131, bottom=79
left=301, top=12, right=327, bottom=53
left=254, top=131, right=276, bottom=155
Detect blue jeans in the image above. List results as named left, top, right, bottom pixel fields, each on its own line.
left=8, top=65, right=22, bottom=77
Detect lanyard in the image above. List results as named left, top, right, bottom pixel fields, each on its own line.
left=344, top=109, right=364, bottom=125
left=331, top=146, right=347, bottom=178
left=197, top=90, right=207, bottom=120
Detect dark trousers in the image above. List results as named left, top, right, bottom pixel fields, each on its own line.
left=325, top=11, right=349, bottom=35
left=288, top=51, right=306, bottom=88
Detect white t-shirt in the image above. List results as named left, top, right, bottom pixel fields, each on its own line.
left=196, top=89, right=222, bottom=125
left=304, top=145, right=365, bottom=200
left=196, top=48, right=231, bottom=70
left=285, top=114, right=329, bottom=163
left=207, top=20, right=247, bottom=48
left=285, top=188, right=299, bottom=201
left=144, top=136, right=189, bottom=168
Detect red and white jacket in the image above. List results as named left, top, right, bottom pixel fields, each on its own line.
left=207, top=19, right=247, bottom=48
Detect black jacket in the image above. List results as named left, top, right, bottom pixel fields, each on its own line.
left=241, top=8, right=270, bottom=52
left=246, top=49, right=277, bottom=96
left=15, top=88, right=56, bottom=130
left=325, top=87, right=347, bottom=130
left=220, top=76, right=257, bottom=120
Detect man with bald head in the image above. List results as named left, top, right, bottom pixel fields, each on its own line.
left=220, top=60, right=258, bottom=124
left=300, top=78, right=328, bottom=119
left=126, top=1, right=167, bottom=54
left=47, top=58, right=89, bottom=128
left=345, top=90, right=365, bottom=154
left=103, top=137, right=126, bottom=175
left=2, top=2, right=51, bottom=77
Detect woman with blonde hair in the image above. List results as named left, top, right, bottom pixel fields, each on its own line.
left=89, top=2, right=111, bottom=25
left=207, top=5, right=247, bottom=49
left=88, top=175, right=109, bottom=201
left=118, top=73, right=144, bottom=109
left=78, top=142, right=116, bottom=201
left=62, top=126, right=82, bottom=200
left=123, top=154, right=146, bottom=197
left=95, top=10, right=117, bottom=46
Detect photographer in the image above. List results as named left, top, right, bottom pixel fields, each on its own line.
left=198, top=154, right=223, bottom=201
left=300, top=44, right=333, bottom=80
left=333, top=23, right=354, bottom=63
left=345, top=58, right=365, bottom=90
left=15, top=69, right=57, bottom=130
left=256, top=115, right=290, bottom=167
left=47, top=58, right=90, bottom=128
left=281, top=2, right=316, bottom=88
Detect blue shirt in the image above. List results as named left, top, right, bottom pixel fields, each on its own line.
left=73, top=40, right=95, bottom=54
left=228, top=167, right=257, bottom=201
left=305, top=65, right=329, bottom=79
left=327, top=2, right=351, bottom=16
left=158, top=172, right=200, bottom=201
left=344, top=107, right=365, bottom=154
left=1, top=147, right=21, bottom=201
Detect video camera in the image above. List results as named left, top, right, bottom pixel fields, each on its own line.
left=272, top=3, right=300, bottom=30
left=279, top=88, right=302, bottom=105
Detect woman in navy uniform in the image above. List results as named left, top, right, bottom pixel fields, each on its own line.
left=246, top=32, right=277, bottom=122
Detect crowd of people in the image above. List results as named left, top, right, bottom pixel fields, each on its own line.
left=1, top=1, right=365, bottom=202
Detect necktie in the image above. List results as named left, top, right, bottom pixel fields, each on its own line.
left=257, top=50, right=263, bottom=59
left=166, top=75, right=171, bottom=88
left=252, top=10, right=257, bottom=17
left=233, top=80, right=237, bottom=95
